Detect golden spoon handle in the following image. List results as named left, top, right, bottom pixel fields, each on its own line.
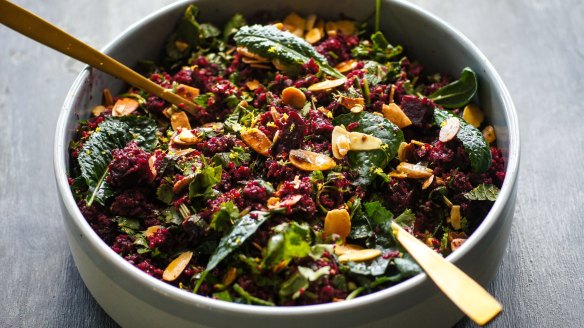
left=391, top=222, right=502, bottom=326
left=0, top=0, right=197, bottom=114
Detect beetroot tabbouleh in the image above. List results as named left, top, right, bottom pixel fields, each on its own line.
left=68, top=5, right=505, bottom=306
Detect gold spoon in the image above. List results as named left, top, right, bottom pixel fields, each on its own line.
left=391, top=222, right=502, bottom=326
left=0, top=0, right=198, bottom=115
left=0, top=0, right=502, bottom=325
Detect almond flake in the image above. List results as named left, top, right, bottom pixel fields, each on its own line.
left=308, top=77, right=347, bottom=92
left=382, top=103, right=412, bottom=128
left=396, top=162, right=433, bottom=179
left=112, top=98, right=139, bottom=117
left=338, top=249, right=382, bottom=263
left=324, top=209, right=351, bottom=242
left=334, top=243, right=364, bottom=256
left=163, top=251, right=193, bottom=282
left=462, top=104, right=484, bottom=128
left=439, top=117, right=461, bottom=142
left=289, top=149, right=336, bottom=171
left=241, top=128, right=272, bottom=156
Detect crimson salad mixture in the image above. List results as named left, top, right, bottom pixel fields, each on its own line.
left=68, top=5, right=505, bottom=306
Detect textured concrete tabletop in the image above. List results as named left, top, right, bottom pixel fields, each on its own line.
left=1, top=0, right=583, bottom=327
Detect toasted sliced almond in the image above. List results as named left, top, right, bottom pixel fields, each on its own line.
left=439, top=117, right=461, bottom=142
left=175, top=40, right=189, bottom=52
left=317, top=106, right=333, bottom=118
left=281, top=87, right=307, bottom=109
left=396, top=162, right=433, bottom=178
left=338, top=249, right=382, bottom=263
left=176, top=84, right=200, bottom=100
left=389, top=171, right=408, bottom=179
left=170, top=111, right=191, bottom=130
left=450, top=205, right=462, bottom=230
left=144, top=225, right=161, bottom=238
left=325, top=21, right=337, bottom=37
left=246, top=79, right=260, bottom=90
left=112, top=98, right=139, bottom=117
left=173, top=175, right=194, bottom=193
left=382, top=103, right=412, bottom=128
left=241, top=128, right=272, bottom=156
left=410, top=139, right=426, bottom=146
left=267, top=197, right=281, bottom=209
left=172, top=129, right=200, bottom=146
left=289, top=149, right=336, bottom=171
left=397, top=141, right=414, bottom=162
left=163, top=251, right=193, bottom=282
left=332, top=126, right=352, bottom=159
left=308, top=77, right=346, bottom=92
left=172, top=148, right=196, bottom=157
left=340, top=96, right=364, bottom=110
left=350, top=105, right=364, bottom=113
left=451, top=238, right=466, bottom=251
left=483, top=125, right=496, bottom=143
left=202, top=122, right=224, bottom=132
left=236, top=46, right=269, bottom=61
left=348, top=132, right=383, bottom=150
left=222, top=267, right=238, bottom=286
left=272, top=22, right=284, bottom=30
left=324, top=209, right=351, bottom=241
left=305, top=14, right=317, bottom=31
left=148, top=155, right=157, bottom=179
left=103, top=88, right=114, bottom=106
left=283, top=12, right=306, bottom=36
left=422, top=174, right=434, bottom=190
left=335, top=20, right=356, bottom=35
left=334, top=243, right=364, bottom=256
left=388, top=84, right=396, bottom=104
left=334, top=59, right=358, bottom=73
left=305, top=27, right=324, bottom=44
left=91, top=105, right=106, bottom=117
left=462, top=104, right=484, bottom=128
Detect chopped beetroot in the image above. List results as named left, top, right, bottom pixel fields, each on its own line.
left=399, top=95, right=435, bottom=126
left=107, top=141, right=154, bottom=188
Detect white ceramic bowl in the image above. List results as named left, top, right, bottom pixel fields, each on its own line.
left=54, top=0, right=520, bottom=327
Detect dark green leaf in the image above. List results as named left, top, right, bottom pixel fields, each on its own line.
left=164, top=5, right=201, bottom=64
left=371, top=31, right=389, bottom=49
left=344, top=248, right=392, bottom=276
left=364, top=201, right=396, bottom=248
left=234, top=25, right=343, bottom=78
left=114, top=216, right=140, bottom=235
left=298, top=266, right=330, bottom=282
left=78, top=116, right=157, bottom=206
left=223, top=13, right=246, bottom=43
left=206, top=211, right=270, bottom=271
left=428, top=67, right=477, bottom=108
left=211, top=201, right=240, bottom=232
left=464, top=183, right=500, bottom=201
left=334, top=112, right=404, bottom=186
left=434, top=108, right=492, bottom=172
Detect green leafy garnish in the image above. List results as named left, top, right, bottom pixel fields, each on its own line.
left=394, top=209, right=416, bottom=229
left=263, top=222, right=312, bottom=267
left=434, top=108, right=492, bottom=172
left=428, top=67, right=477, bottom=108
left=211, top=201, right=240, bottom=232
left=333, top=112, right=404, bottom=185
left=464, top=184, right=500, bottom=201
left=156, top=183, right=174, bottom=205
left=233, top=25, right=343, bottom=78
left=233, top=283, right=275, bottom=306
left=188, top=165, right=222, bottom=199
left=78, top=116, right=157, bottom=206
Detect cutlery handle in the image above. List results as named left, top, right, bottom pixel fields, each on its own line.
left=391, top=222, right=502, bottom=326
left=0, top=0, right=196, bottom=113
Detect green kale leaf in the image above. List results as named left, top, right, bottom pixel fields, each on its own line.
left=78, top=116, right=157, bottom=206
left=234, top=25, right=343, bottom=78
left=464, top=183, right=500, bottom=201
left=223, top=13, right=246, bottom=43
left=188, top=165, right=222, bottom=199
left=428, top=67, right=477, bottom=108
left=333, top=112, right=404, bottom=186
left=434, top=108, right=492, bottom=172
left=394, top=209, right=416, bottom=229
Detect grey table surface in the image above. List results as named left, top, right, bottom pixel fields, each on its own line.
left=1, top=0, right=583, bottom=327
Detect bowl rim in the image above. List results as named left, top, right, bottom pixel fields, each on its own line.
left=54, top=0, right=520, bottom=317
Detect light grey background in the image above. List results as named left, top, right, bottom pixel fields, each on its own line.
left=1, top=0, right=583, bottom=327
